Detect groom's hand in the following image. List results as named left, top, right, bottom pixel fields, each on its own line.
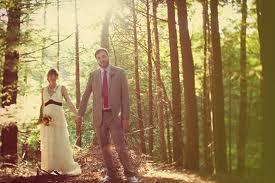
left=122, top=119, right=129, bottom=132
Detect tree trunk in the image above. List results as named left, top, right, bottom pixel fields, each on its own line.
left=165, top=104, right=172, bottom=163
left=237, top=0, right=247, bottom=175
left=101, top=12, right=112, bottom=50
left=146, top=0, right=154, bottom=156
left=56, top=0, right=60, bottom=70
left=1, top=124, right=18, bottom=165
left=1, top=0, right=21, bottom=107
left=176, top=0, right=199, bottom=170
left=41, top=0, right=48, bottom=65
left=207, top=1, right=215, bottom=172
left=166, top=0, right=183, bottom=167
left=228, top=63, right=232, bottom=173
left=40, top=0, right=48, bottom=88
left=152, top=0, right=167, bottom=162
left=256, top=0, right=263, bottom=66
left=202, top=0, right=214, bottom=173
left=132, top=0, right=146, bottom=153
left=23, top=1, right=31, bottom=96
left=110, top=36, right=118, bottom=66
left=0, top=59, right=2, bottom=103
left=74, top=0, right=82, bottom=147
left=255, top=0, right=264, bottom=165
left=260, top=0, right=275, bottom=182
left=210, top=0, right=227, bottom=174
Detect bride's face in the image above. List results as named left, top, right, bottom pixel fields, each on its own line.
left=48, top=74, right=58, bottom=84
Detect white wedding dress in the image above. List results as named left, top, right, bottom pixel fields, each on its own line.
left=40, top=85, right=81, bottom=175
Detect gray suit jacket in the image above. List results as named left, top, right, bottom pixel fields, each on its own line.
left=78, top=65, right=129, bottom=127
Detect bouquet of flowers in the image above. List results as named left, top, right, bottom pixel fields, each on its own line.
left=41, top=115, right=53, bottom=126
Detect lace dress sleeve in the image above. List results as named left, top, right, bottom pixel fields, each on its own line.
left=61, top=85, right=78, bottom=115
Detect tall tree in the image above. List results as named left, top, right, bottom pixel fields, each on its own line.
left=166, top=0, right=183, bottom=167
left=132, top=0, right=146, bottom=153
left=146, top=0, right=154, bottom=156
left=1, top=0, right=21, bottom=107
left=56, top=0, right=60, bottom=70
left=74, top=0, right=82, bottom=147
left=41, top=0, right=47, bottom=64
left=23, top=0, right=31, bottom=93
left=176, top=0, right=199, bottom=170
left=165, top=104, right=172, bottom=163
left=255, top=0, right=264, bottom=159
left=101, top=12, right=112, bottom=50
left=237, top=0, right=247, bottom=175
left=1, top=124, right=18, bottom=165
left=201, top=0, right=214, bottom=173
left=152, top=0, right=167, bottom=162
left=40, top=0, right=48, bottom=88
left=256, top=0, right=263, bottom=65
left=227, top=55, right=233, bottom=173
left=260, top=0, right=275, bottom=182
left=210, top=0, right=227, bottom=173
left=1, top=0, right=21, bottom=165
left=110, top=35, right=118, bottom=65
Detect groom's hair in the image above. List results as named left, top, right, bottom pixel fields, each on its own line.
left=95, top=48, right=109, bottom=58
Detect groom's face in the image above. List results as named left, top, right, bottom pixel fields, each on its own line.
left=96, top=51, right=109, bottom=68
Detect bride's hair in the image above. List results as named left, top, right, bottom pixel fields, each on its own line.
left=47, top=68, right=59, bottom=79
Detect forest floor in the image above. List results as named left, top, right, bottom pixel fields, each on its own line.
left=0, top=145, right=214, bottom=183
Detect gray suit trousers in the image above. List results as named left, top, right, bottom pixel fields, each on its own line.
left=95, top=110, right=135, bottom=177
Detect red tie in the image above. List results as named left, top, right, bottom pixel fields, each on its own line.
left=102, top=70, right=109, bottom=109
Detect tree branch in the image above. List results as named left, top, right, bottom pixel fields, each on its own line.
left=21, top=33, right=74, bottom=56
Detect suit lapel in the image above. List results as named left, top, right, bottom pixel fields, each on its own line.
left=109, top=65, right=116, bottom=93
left=94, top=69, right=102, bottom=95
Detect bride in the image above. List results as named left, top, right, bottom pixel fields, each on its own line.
left=38, top=68, right=81, bottom=175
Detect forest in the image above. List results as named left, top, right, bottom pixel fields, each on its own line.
left=0, top=0, right=274, bottom=182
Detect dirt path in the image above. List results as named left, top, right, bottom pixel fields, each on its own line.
left=0, top=145, right=213, bottom=183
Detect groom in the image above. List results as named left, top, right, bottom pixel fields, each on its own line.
left=75, top=48, right=138, bottom=183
